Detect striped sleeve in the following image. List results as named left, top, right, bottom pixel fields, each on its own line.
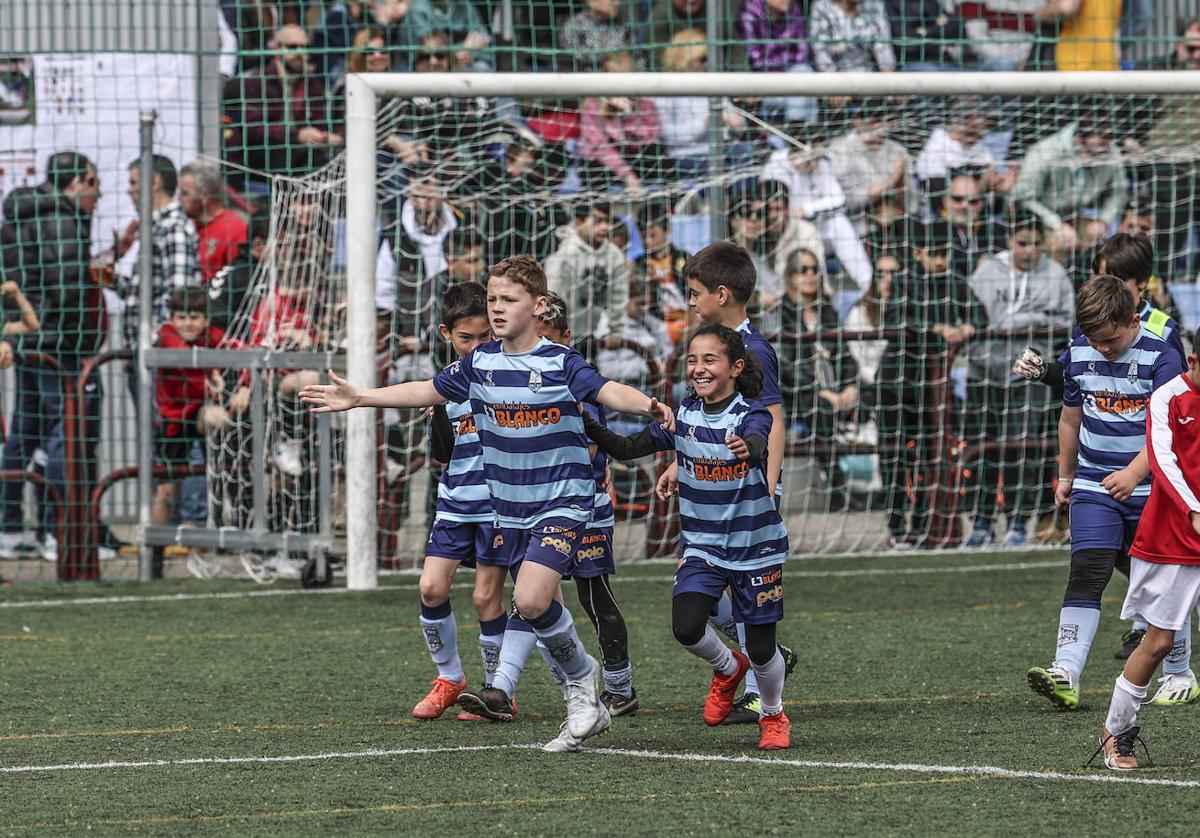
left=1147, top=378, right=1200, bottom=515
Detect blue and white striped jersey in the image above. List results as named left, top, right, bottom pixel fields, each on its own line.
left=1060, top=323, right=1186, bottom=498
left=433, top=338, right=607, bottom=528
left=583, top=402, right=615, bottom=531
left=434, top=397, right=492, bottom=523
left=649, top=395, right=789, bottom=570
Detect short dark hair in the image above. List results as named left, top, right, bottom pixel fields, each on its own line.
left=914, top=220, right=953, bottom=253
left=538, top=291, right=570, bottom=337
left=250, top=210, right=272, bottom=242
left=1076, top=274, right=1136, bottom=337
left=683, top=241, right=757, bottom=303
left=128, top=154, right=179, bottom=196
left=45, top=151, right=93, bottom=191
left=573, top=199, right=610, bottom=221
left=445, top=226, right=482, bottom=257
left=1007, top=208, right=1043, bottom=238
left=637, top=198, right=671, bottom=235
left=168, top=287, right=208, bottom=316
left=441, top=280, right=486, bottom=330
left=1092, top=233, right=1154, bottom=287
left=489, top=254, right=548, bottom=298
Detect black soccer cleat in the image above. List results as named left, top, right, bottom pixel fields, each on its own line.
left=601, top=688, right=639, bottom=717
left=720, top=691, right=761, bottom=725
left=456, top=687, right=515, bottom=722
left=1115, top=629, right=1146, bottom=660
left=779, top=643, right=798, bottom=678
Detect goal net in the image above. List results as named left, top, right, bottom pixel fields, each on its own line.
left=228, top=71, right=1200, bottom=577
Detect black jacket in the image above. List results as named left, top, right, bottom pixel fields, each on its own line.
left=0, top=184, right=105, bottom=361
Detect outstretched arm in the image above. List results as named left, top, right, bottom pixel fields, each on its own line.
left=582, top=412, right=667, bottom=460
left=299, top=369, right=446, bottom=414
left=596, top=380, right=675, bottom=432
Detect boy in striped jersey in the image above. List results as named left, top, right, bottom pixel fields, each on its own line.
left=1027, top=275, right=1193, bottom=710
left=587, top=325, right=792, bottom=750
left=301, top=256, right=671, bottom=751
left=658, top=242, right=796, bottom=724
left=411, top=282, right=511, bottom=721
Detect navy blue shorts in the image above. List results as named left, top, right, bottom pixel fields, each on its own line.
left=673, top=558, right=783, bottom=625
left=426, top=519, right=513, bottom=568
left=1069, top=491, right=1146, bottom=554
left=571, top=528, right=616, bottom=579
left=501, top=517, right=586, bottom=577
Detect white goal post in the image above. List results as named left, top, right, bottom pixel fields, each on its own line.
left=341, top=69, right=1200, bottom=590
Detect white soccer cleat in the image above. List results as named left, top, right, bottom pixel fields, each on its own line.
left=543, top=721, right=583, bottom=753
left=563, top=654, right=606, bottom=740
left=1149, top=671, right=1200, bottom=707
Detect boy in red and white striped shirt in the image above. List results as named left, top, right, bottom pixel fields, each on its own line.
left=1095, top=331, right=1200, bottom=770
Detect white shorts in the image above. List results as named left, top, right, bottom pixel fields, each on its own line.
left=1120, top=558, right=1200, bottom=631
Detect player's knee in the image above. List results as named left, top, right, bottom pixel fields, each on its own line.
left=418, top=572, right=451, bottom=607
left=512, top=589, right=552, bottom=622
left=471, top=583, right=501, bottom=616
left=1140, top=628, right=1177, bottom=662
left=1063, top=549, right=1119, bottom=604
left=671, top=610, right=706, bottom=647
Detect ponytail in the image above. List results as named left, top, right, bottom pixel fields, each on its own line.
left=689, top=323, right=763, bottom=399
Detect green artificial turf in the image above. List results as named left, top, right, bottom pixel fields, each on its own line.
left=1, top=550, right=1196, bottom=835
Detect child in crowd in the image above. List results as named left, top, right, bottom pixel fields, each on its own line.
left=152, top=288, right=248, bottom=577
left=586, top=324, right=792, bottom=750
left=410, top=282, right=513, bottom=721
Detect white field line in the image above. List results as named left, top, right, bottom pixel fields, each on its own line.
left=0, top=560, right=1063, bottom=610
left=0, top=742, right=1195, bottom=790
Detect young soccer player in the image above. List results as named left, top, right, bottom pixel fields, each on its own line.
left=408, top=282, right=513, bottom=721
left=537, top=294, right=637, bottom=717
left=1027, top=275, right=1191, bottom=711
left=661, top=241, right=796, bottom=724
left=1015, top=233, right=1192, bottom=663
left=1094, top=331, right=1200, bottom=769
left=587, top=324, right=792, bottom=750
left=300, top=255, right=672, bottom=752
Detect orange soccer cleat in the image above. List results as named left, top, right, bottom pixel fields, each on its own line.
left=703, top=649, right=750, bottom=726
left=412, top=677, right=468, bottom=720
left=757, top=711, right=792, bottom=750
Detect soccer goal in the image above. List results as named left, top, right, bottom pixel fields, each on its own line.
left=334, top=69, right=1200, bottom=590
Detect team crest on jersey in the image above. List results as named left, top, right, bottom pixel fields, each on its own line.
left=445, top=360, right=462, bottom=377
left=1087, top=360, right=1097, bottom=375
left=685, top=424, right=697, bottom=444
left=528, top=369, right=542, bottom=392
left=1127, top=362, right=1138, bottom=384
left=485, top=369, right=495, bottom=387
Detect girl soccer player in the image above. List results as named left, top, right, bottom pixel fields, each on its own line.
left=586, top=324, right=792, bottom=750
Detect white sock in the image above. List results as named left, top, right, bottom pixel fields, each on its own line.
left=537, top=640, right=569, bottom=697
left=1052, top=605, right=1101, bottom=680
left=1104, top=674, right=1148, bottom=735
left=708, top=593, right=739, bottom=642
left=683, top=625, right=737, bottom=675
left=1163, top=617, right=1192, bottom=677
left=753, top=649, right=786, bottom=717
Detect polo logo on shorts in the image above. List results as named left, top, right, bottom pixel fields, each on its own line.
left=539, top=535, right=573, bottom=556
left=756, top=585, right=783, bottom=606
left=528, top=370, right=542, bottom=392
left=1057, top=624, right=1079, bottom=647
left=576, top=546, right=605, bottom=562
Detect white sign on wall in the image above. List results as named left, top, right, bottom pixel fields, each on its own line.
left=0, top=52, right=200, bottom=254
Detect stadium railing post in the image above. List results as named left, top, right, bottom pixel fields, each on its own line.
left=136, top=110, right=157, bottom=583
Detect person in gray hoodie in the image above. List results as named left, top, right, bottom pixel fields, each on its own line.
left=545, top=200, right=629, bottom=353
left=963, top=210, right=1074, bottom=549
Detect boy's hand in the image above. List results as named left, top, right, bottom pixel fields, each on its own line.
left=727, top=435, right=750, bottom=460
left=1101, top=466, right=1140, bottom=502
left=299, top=369, right=361, bottom=414
left=1054, top=478, right=1072, bottom=508
left=228, top=386, right=252, bottom=414
left=655, top=462, right=678, bottom=500
left=649, top=397, right=674, bottom=433
left=602, top=465, right=614, bottom=496
left=1191, top=511, right=1200, bottom=538
left=0, top=281, right=18, bottom=298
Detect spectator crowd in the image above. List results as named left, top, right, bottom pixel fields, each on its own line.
left=2, top=1, right=1199, bottom=566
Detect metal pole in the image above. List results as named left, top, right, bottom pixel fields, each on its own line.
left=136, top=110, right=157, bottom=582
left=705, top=0, right=725, bottom=244
left=344, top=74, right=379, bottom=590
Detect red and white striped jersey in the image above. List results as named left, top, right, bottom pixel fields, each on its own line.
left=1130, top=372, right=1200, bottom=565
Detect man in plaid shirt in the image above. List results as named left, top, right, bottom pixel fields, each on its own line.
left=122, top=154, right=201, bottom=361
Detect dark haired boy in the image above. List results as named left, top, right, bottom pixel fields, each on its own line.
left=546, top=200, right=629, bottom=348
left=1028, top=275, right=1193, bottom=711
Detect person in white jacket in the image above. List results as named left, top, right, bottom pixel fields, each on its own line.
left=761, top=142, right=873, bottom=295
left=544, top=200, right=629, bottom=348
